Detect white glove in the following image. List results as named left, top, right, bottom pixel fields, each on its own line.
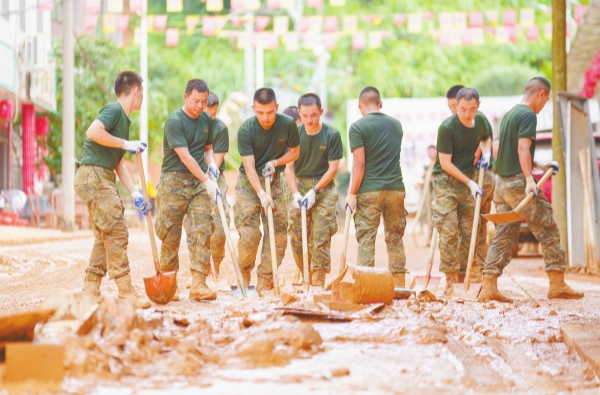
left=203, top=178, right=221, bottom=203
left=345, top=194, right=357, bottom=214
left=525, top=175, right=538, bottom=197
left=292, top=192, right=303, bottom=210
left=302, top=189, right=316, bottom=210
left=257, top=189, right=274, bottom=210
left=262, top=160, right=278, bottom=177
left=538, top=161, right=559, bottom=175
left=207, top=161, right=220, bottom=181
left=477, top=153, right=491, bottom=171
left=467, top=180, right=484, bottom=200
left=123, top=140, right=147, bottom=154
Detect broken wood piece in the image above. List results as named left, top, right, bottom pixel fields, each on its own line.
left=4, top=343, right=65, bottom=383
left=274, top=307, right=353, bottom=322
left=332, top=265, right=394, bottom=305
left=394, top=287, right=416, bottom=299
left=281, top=293, right=300, bottom=305
left=0, top=309, right=56, bottom=343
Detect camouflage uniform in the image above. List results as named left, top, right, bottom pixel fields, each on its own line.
left=74, top=165, right=130, bottom=279
left=475, top=169, right=495, bottom=268
left=355, top=190, right=408, bottom=273
left=288, top=178, right=338, bottom=274
left=210, top=175, right=230, bottom=263
left=432, top=172, right=477, bottom=274
left=154, top=171, right=214, bottom=276
left=483, top=173, right=567, bottom=276
left=234, top=172, right=287, bottom=279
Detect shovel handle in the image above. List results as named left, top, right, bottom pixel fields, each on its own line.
left=136, top=153, right=161, bottom=274
left=339, top=206, right=352, bottom=275
left=464, top=167, right=485, bottom=293
left=301, top=205, right=309, bottom=289
left=423, top=228, right=438, bottom=290
left=513, top=167, right=555, bottom=213
left=265, top=176, right=280, bottom=296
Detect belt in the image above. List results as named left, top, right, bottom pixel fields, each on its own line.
left=162, top=171, right=198, bottom=181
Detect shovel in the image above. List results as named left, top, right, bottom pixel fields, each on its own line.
left=136, top=153, right=177, bottom=305
left=265, top=176, right=280, bottom=296
left=339, top=206, right=352, bottom=276
left=482, top=167, right=554, bottom=224
left=210, top=174, right=258, bottom=299
left=410, top=228, right=441, bottom=292
left=301, top=203, right=310, bottom=290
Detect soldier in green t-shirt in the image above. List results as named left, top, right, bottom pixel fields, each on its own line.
left=346, top=87, right=408, bottom=288
left=284, top=93, right=343, bottom=286
left=480, top=77, right=583, bottom=302
left=154, top=79, right=221, bottom=302
left=432, top=87, right=491, bottom=296
left=205, top=92, right=230, bottom=277
left=234, top=88, right=300, bottom=296
left=74, top=70, right=152, bottom=309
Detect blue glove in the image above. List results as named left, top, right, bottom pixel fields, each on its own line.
left=262, top=160, right=278, bottom=177
left=131, top=191, right=152, bottom=216
left=292, top=192, right=303, bottom=210
left=301, top=189, right=316, bottom=210
left=477, top=153, right=491, bottom=171
left=207, top=161, right=220, bottom=181
left=123, top=141, right=147, bottom=154
left=548, top=161, right=559, bottom=175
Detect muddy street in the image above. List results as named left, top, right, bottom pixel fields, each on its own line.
left=0, top=220, right=599, bottom=394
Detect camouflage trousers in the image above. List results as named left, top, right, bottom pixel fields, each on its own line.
left=210, top=175, right=230, bottom=263
left=432, top=172, right=477, bottom=274
left=288, top=178, right=338, bottom=274
left=354, top=190, right=408, bottom=274
left=74, top=165, right=130, bottom=279
left=155, top=172, right=214, bottom=276
left=475, top=169, right=495, bottom=268
left=484, top=173, right=567, bottom=276
left=234, top=172, right=287, bottom=279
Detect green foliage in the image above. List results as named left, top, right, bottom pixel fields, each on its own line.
left=471, top=64, right=543, bottom=96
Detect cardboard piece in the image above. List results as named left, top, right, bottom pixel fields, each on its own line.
left=331, top=265, right=394, bottom=305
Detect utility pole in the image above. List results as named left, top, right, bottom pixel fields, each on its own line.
left=140, top=0, right=149, bottom=179
left=552, top=0, right=568, bottom=251
left=62, top=0, right=75, bottom=232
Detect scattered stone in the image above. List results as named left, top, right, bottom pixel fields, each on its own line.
left=281, top=293, right=299, bottom=305
left=549, top=310, right=558, bottom=316
left=418, top=290, right=437, bottom=302
left=331, top=368, right=350, bottom=377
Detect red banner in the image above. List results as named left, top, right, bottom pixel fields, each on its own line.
left=166, top=28, right=179, bottom=47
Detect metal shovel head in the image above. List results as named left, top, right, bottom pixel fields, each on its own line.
left=451, top=283, right=482, bottom=300
left=231, top=285, right=259, bottom=299
left=482, top=211, right=525, bottom=224
left=143, top=271, right=177, bottom=304
left=410, top=275, right=442, bottom=292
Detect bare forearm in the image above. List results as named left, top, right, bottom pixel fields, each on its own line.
left=349, top=162, right=364, bottom=195
left=87, top=123, right=125, bottom=148
left=518, top=150, right=533, bottom=177
left=213, top=153, right=226, bottom=169
left=182, top=156, right=209, bottom=182
left=315, top=167, right=338, bottom=191
left=245, top=166, right=264, bottom=193
left=441, top=161, right=470, bottom=184
left=115, top=162, right=137, bottom=194
left=285, top=164, right=299, bottom=194
left=480, top=138, right=492, bottom=154
left=276, top=147, right=300, bottom=167
left=204, top=147, right=215, bottom=166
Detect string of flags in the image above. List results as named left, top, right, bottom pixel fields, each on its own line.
left=77, top=0, right=587, bottom=50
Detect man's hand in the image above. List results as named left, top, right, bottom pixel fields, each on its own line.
left=131, top=191, right=152, bottom=216
left=257, top=189, right=274, bottom=210
left=262, top=160, right=278, bottom=177
left=477, top=153, right=491, bottom=172
left=525, top=175, right=538, bottom=197
left=203, top=178, right=221, bottom=203
left=345, top=194, right=357, bottom=214
left=537, top=161, right=559, bottom=175
left=123, top=140, right=147, bottom=154
left=207, top=161, right=220, bottom=181
left=466, top=180, right=484, bottom=200
left=292, top=192, right=303, bottom=210
left=302, top=189, right=316, bottom=210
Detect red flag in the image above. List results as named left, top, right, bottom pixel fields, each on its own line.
left=166, top=28, right=179, bottom=47
left=129, top=0, right=143, bottom=13
left=116, top=15, right=129, bottom=32
left=526, top=25, right=539, bottom=42
left=39, top=0, right=54, bottom=12
left=352, top=31, right=366, bottom=50
left=86, top=0, right=101, bottom=14
left=84, top=14, right=98, bottom=32
left=230, top=0, right=244, bottom=10
left=502, top=9, right=517, bottom=26
left=393, top=14, right=406, bottom=27
left=469, top=11, right=483, bottom=27
left=324, top=32, right=337, bottom=50
left=306, top=0, right=323, bottom=7
left=507, top=25, right=518, bottom=42
left=255, top=16, right=270, bottom=32
left=203, top=16, right=216, bottom=36
left=154, top=15, right=168, bottom=31
left=324, top=16, right=338, bottom=32
left=574, top=5, right=587, bottom=24
left=266, top=0, right=281, bottom=9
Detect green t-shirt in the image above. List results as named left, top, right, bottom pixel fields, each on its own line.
left=348, top=112, right=404, bottom=193
left=478, top=112, right=495, bottom=169
left=161, top=108, right=214, bottom=173
left=212, top=117, right=229, bottom=171
left=294, top=122, right=343, bottom=178
left=495, top=104, right=537, bottom=177
left=80, top=102, right=130, bottom=170
left=238, top=113, right=300, bottom=175
left=433, top=113, right=490, bottom=176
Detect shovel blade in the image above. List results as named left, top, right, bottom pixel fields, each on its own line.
left=451, top=283, right=482, bottom=300
left=143, top=271, right=177, bottom=305
left=482, top=211, right=525, bottom=224
left=231, top=285, right=259, bottom=299
left=411, top=275, right=442, bottom=292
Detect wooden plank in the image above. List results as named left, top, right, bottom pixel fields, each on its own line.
left=0, top=309, right=55, bottom=342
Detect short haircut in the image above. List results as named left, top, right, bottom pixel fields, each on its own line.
left=456, top=87, right=480, bottom=103
left=283, top=106, right=300, bottom=121
left=207, top=92, right=220, bottom=107
left=185, top=79, right=210, bottom=96
left=524, top=77, right=551, bottom=95
left=114, top=71, right=143, bottom=97
left=298, top=93, right=322, bottom=110
left=359, top=86, right=381, bottom=105
left=254, top=87, right=277, bottom=105
left=446, top=85, right=465, bottom=99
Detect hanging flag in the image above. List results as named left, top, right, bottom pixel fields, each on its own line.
left=485, top=10, right=499, bottom=26
left=154, top=15, right=168, bottom=31
left=300, top=16, right=322, bottom=33
left=203, top=16, right=217, bottom=36
left=407, top=14, right=422, bottom=33
left=267, top=0, right=295, bottom=8
left=330, top=0, right=345, bottom=6
left=206, top=0, right=223, bottom=12
left=363, top=14, right=384, bottom=25
left=369, top=31, right=382, bottom=49
left=324, top=32, right=337, bottom=50
left=462, top=28, right=484, bottom=45
left=215, top=16, right=228, bottom=32
left=453, top=12, right=467, bottom=31
left=507, top=25, right=518, bottom=42
left=146, top=15, right=154, bottom=32
left=39, top=0, right=54, bottom=12
left=134, top=27, right=141, bottom=44
left=342, top=15, right=358, bottom=34
left=244, top=0, right=260, bottom=10
left=324, top=16, right=338, bottom=32
left=86, top=0, right=101, bottom=14
left=520, top=8, right=535, bottom=27
left=230, top=0, right=244, bottom=10
left=306, top=0, right=323, bottom=7
left=185, top=15, right=200, bottom=35
left=107, top=0, right=123, bottom=13
left=574, top=5, right=587, bottom=24
left=129, top=0, right=143, bottom=13
left=282, top=32, right=299, bottom=51
left=255, top=16, right=270, bottom=32
left=237, top=32, right=252, bottom=49
left=84, top=14, right=98, bottom=32
left=439, top=13, right=452, bottom=31
left=230, top=15, right=243, bottom=27
left=393, top=14, right=406, bottom=27
left=468, top=11, right=483, bottom=27
left=543, top=23, right=552, bottom=40
left=526, top=25, right=539, bottom=42
left=273, top=16, right=289, bottom=35
left=166, top=28, right=179, bottom=47
left=116, top=15, right=129, bottom=32
left=352, top=31, right=366, bottom=50
left=103, top=15, right=117, bottom=33
left=495, top=26, right=509, bottom=43
left=502, top=9, right=517, bottom=26
left=166, top=0, right=183, bottom=13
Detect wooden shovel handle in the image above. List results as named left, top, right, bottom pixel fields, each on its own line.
left=136, top=153, right=161, bottom=274
left=464, top=167, right=485, bottom=292
left=265, top=176, right=280, bottom=296
left=514, top=167, right=555, bottom=213
left=301, top=205, right=309, bottom=289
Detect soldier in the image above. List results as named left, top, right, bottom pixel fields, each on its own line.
left=479, top=77, right=583, bottom=302
left=285, top=93, right=343, bottom=286
left=446, top=84, right=494, bottom=283
left=154, top=79, right=220, bottom=301
left=283, top=105, right=302, bottom=126
left=432, top=87, right=491, bottom=296
left=345, top=87, right=407, bottom=287
left=235, top=88, right=300, bottom=296
left=205, top=92, right=230, bottom=276
left=75, top=71, right=152, bottom=309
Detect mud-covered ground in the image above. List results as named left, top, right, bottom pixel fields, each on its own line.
left=0, top=219, right=599, bottom=394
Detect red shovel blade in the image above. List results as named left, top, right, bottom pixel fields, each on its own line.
left=143, top=271, right=177, bottom=304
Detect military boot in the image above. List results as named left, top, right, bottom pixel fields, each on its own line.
left=82, top=274, right=102, bottom=297
left=477, top=275, right=513, bottom=303
left=443, top=272, right=459, bottom=296
left=458, top=272, right=465, bottom=283
left=190, top=270, right=217, bottom=301
left=470, top=265, right=483, bottom=283
left=241, top=270, right=251, bottom=288
left=115, top=274, right=151, bottom=309
left=256, top=275, right=273, bottom=297
left=213, top=260, right=222, bottom=276
left=392, top=273, right=405, bottom=288
left=312, top=269, right=327, bottom=287
left=547, top=271, right=584, bottom=299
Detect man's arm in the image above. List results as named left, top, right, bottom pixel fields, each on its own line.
left=241, top=155, right=264, bottom=193
left=518, top=138, right=533, bottom=176
left=213, top=153, right=226, bottom=169
left=349, top=148, right=365, bottom=195
left=114, top=158, right=138, bottom=194
left=275, top=146, right=300, bottom=167
left=86, top=120, right=127, bottom=148
left=175, top=147, right=209, bottom=182
left=285, top=162, right=299, bottom=194
left=204, top=145, right=215, bottom=168
left=439, top=153, right=471, bottom=184
left=315, top=159, right=340, bottom=191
